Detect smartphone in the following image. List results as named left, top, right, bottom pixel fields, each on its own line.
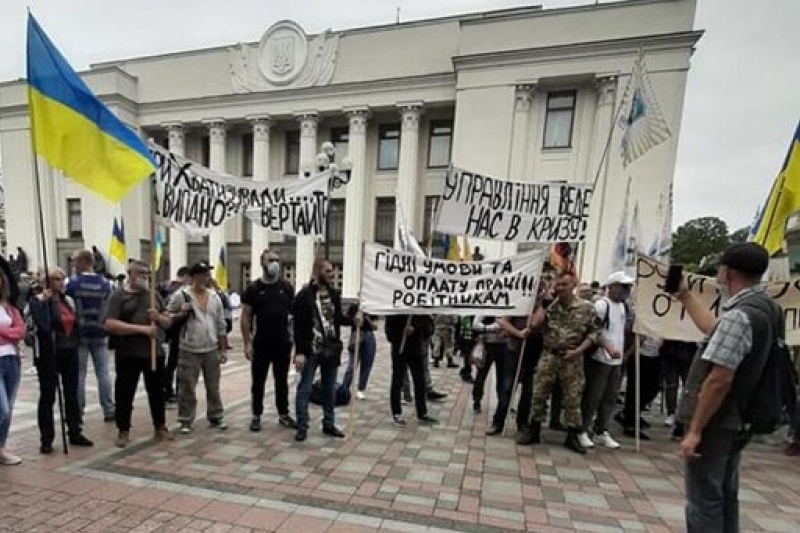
left=664, top=264, right=683, bottom=294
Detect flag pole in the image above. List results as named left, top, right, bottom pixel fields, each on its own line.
left=28, top=112, right=69, bottom=455
left=347, top=241, right=366, bottom=441
left=586, top=74, right=628, bottom=279
left=150, top=177, right=158, bottom=372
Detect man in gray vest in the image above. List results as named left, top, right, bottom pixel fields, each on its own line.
left=675, top=242, right=778, bottom=533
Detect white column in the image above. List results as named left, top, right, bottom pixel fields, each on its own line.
left=502, top=85, right=535, bottom=257
left=205, top=119, right=227, bottom=267
left=341, top=106, right=369, bottom=299
left=249, top=115, right=271, bottom=279
left=294, top=112, right=318, bottom=287
left=582, top=76, right=618, bottom=281
left=164, top=123, right=187, bottom=276
left=394, top=102, right=423, bottom=248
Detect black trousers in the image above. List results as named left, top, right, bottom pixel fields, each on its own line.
left=390, top=344, right=427, bottom=418
left=622, top=355, right=661, bottom=424
left=115, top=354, right=166, bottom=432
left=164, top=338, right=179, bottom=397
left=516, top=336, right=543, bottom=428
left=251, top=342, right=291, bottom=417
left=35, top=347, right=83, bottom=445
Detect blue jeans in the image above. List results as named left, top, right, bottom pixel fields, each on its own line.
left=343, top=330, right=376, bottom=392
left=685, top=438, right=741, bottom=533
left=78, top=337, right=114, bottom=417
left=0, top=356, right=21, bottom=447
left=295, top=353, right=338, bottom=431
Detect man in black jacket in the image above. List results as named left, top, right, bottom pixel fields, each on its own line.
left=385, top=314, right=438, bottom=427
left=292, top=259, right=356, bottom=442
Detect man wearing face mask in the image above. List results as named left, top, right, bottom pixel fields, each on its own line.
left=241, top=250, right=296, bottom=432
left=292, top=259, right=357, bottom=442
left=105, top=260, right=178, bottom=447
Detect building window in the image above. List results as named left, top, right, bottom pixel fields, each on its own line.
left=328, top=199, right=345, bottom=244
left=330, top=128, right=349, bottom=164
left=378, top=124, right=400, bottom=170
left=423, top=196, right=440, bottom=248
left=375, top=198, right=396, bottom=245
left=67, top=199, right=82, bottom=238
left=285, top=130, right=300, bottom=175
left=200, top=135, right=210, bottom=167
left=242, top=133, right=253, bottom=177
left=428, top=120, right=453, bottom=168
left=543, top=91, right=576, bottom=149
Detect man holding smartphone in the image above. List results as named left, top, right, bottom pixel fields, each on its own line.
left=674, top=243, right=778, bottom=533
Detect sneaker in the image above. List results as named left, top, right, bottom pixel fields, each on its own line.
left=209, top=419, right=228, bottom=431
left=104, top=411, right=116, bottom=423
left=392, top=414, right=407, bottom=427
left=249, top=416, right=262, bottom=432
left=0, top=449, right=22, bottom=466
left=594, top=431, right=621, bottom=449
left=40, top=443, right=53, bottom=454
left=295, top=429, right=307, bottom=442
left=179, top=423, right=192, bottom=434
left=356, top=391, right=366, bottom=400
left=69, top=434, right=94, bottom=447
left=486, top=425, right=503, bottom=436
left=154, top=426, right=175, bottom=442
left=427, top=390, right=447, bottom=401
left=322, top=426, right=345, bottom=438
left=577, top=432, right=595, bottom=449
left=278, top=414, right=297, bottom=429
left=418, top=415, right=439, bottom=425
left=115, top=431, right=130, bottom=448
left=402, top=393, right=412, bottom=405
left=664, top=414, right=675, bottom=427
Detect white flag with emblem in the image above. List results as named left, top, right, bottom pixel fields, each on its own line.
left=618, top=50, right=672, bottom=167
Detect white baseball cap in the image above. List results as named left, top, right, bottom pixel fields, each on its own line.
left=605, top=271, right=635, bottom=287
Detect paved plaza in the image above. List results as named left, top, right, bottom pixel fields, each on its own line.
left=1, top=332, right=799, bottom=533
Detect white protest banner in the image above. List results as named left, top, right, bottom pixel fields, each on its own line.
left=150, top=142, right=329, bottom=237
left=361, top=242, right=545, bottom=316
left=634, top=256, right=800, bottom=345
left=435, top=167, right=594, bottom=242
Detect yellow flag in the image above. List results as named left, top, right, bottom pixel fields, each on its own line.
left=750, top=122, right=800, bottom=255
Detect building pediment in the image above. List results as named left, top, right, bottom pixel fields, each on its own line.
left=230, top=20, right=339, bottom=93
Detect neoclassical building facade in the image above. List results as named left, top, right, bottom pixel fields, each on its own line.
left=0, top=0, right=701, bottom=296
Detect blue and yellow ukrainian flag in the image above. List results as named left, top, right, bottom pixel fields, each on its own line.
left=152, top=226, right=164, bottom=272
left=27, top=14, right=155, bottom=203
left=215, top=245, right=229, bottom=291
left=750, top=121, right=800, bottom=255
left=110, top=217, right=126, bottom=265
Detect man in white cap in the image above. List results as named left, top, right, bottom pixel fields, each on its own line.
left=577, top=271, right=633, bottom=450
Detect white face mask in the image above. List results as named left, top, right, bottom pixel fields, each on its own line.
left=264, top=261, right=280, bottom=279
left=133, top=277, right=149, bottom=291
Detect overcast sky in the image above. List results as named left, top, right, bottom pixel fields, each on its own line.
left=1, top=0, right=798, bottom=231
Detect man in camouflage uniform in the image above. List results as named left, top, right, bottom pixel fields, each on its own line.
left=431, top=315, right=457, bottom=368
left=527, top=271, right=600, bottom=454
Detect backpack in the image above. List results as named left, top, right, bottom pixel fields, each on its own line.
left=166, top=290, right=192, bottom=341
left=739, top=299, right=798, bottom=435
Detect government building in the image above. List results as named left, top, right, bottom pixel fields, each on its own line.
left=0, top=0, right=701, bottom=297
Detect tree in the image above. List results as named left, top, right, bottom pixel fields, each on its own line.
left=672, top=216, right=730, bottom=269
left=729, top=226, right=750, bottom=245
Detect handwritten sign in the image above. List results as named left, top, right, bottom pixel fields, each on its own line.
left=434, top=167, right=593, bottom=243
left=150, top=142, right=329, bottom=237
left=361, top=242, right=545, bottom=316
left=634, top=256, right=800, bottom=345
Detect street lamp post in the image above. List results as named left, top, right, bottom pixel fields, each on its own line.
left=313, top=141, right=352, bottom=260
